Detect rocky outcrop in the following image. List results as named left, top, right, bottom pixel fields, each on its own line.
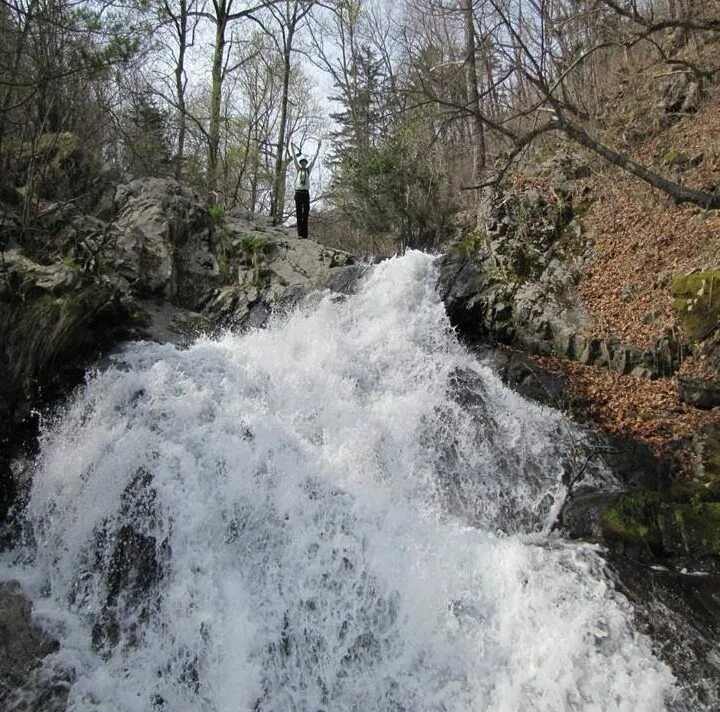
left=198, top=216, right=356, bottom=332
left=109, top=178, right=221, bottom=307
left=0, top=250, right=131, bottom=526
left=437, top=178, right=684, bottom=378
left=657, top=71, right=702, bottom=114
left=0, top=581, right=69, bottom=711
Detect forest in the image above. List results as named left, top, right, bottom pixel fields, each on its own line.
left=2, top=0, right=719, bottom=255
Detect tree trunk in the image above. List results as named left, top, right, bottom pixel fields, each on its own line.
left=561, top=117, right=720, bottom=209
left=271, top=27, right=294, bottom=225
left=462, top=0, right=486, bottom=222
left=208, top=5, right=227, bottom=191
left=175, top=0, right=188, bottom=180
left=0, top=1, right=38, bottom=154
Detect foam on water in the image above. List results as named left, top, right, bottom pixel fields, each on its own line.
left=7, top=252, right=679, bottom=710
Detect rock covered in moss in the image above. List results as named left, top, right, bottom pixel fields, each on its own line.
left=672, top=270, right=720, bottom=408
left=602, top=488, right=720, bottom=560
left=672, top=270, right=720, bottom=342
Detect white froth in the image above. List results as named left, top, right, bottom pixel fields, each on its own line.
left=7, top=251, right=677, bottom=710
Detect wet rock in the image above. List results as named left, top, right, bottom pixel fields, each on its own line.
left=559, top=488, right=621, bottom=540
left=88, top=469, right=168, bottom=656
left=439, top=235, right=684, bottom=379
left=486, top=348, right=569, bottom=407
left=609, top=555, right=720, bottom=708
left=0, top=580, right=69, bottom=711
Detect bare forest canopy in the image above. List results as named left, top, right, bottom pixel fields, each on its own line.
left=1, top=0, right=719, bottom=248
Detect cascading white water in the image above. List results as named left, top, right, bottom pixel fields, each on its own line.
left=4, top=252, right=682, bottom=710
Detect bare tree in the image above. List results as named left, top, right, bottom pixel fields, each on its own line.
left=198, top=0, right=281, bottom=189
left=254, top=0, right=317, bottom=224
left=155, top=0, right=205, bottom=179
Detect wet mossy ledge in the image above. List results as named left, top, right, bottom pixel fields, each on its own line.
left=603, top=492, right=720, bottom=559
left=598, top=423, right=720, bottom=561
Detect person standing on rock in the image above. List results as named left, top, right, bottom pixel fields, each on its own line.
left=289, top=140, right=321, bottom=239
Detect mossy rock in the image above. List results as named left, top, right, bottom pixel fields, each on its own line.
left=671, top=424, right=720, bottom=500
left=671, top=270, right=720, bottom=342
left=456, top=229, right=486, bottom=258
left=602, top=490, right=663, bottom=553
left=658, top=502, right=720, bottom=557
left=603, top=488, right=720, bottom=558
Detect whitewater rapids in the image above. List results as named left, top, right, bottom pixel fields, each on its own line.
left=4, top=252, right=681, bottom=710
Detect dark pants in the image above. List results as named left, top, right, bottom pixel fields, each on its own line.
left=295, top=190, right=310, bottom=238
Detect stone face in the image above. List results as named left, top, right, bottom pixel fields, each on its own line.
left=438, top=181, right=690, bottom=381
left=678, top=375, right=720, bottom=410
left=437, top=180, right=597, bottom=358
left=0, top=581, right=68, bottom=711
left=109, top=178, right=219, bottom=306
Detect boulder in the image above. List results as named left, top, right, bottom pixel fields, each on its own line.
left=109, top=178, right=219, bottom=306
left=658, top=72, right=702, bottom=114
left=672, top=270, right=720, bottom=343
left=0, top=581, right=69, bottom=711
left=678, top=375, right=720, bottom=409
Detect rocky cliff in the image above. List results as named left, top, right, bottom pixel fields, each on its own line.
left=0, top=176, right=356, bottom=531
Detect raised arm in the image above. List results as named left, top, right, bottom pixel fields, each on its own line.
left=307, top=141, right=322, bottom=171
left=290, top=142, right=301, bottom=170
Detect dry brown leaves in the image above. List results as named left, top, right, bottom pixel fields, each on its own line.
left=507, top=44, right=720, bottom=472
left=530, top=355, right=718, bottom=474
left=578, top=60, right=720, bottom=350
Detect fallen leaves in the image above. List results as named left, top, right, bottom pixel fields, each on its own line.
left=530, top=354, right=718, bottom=475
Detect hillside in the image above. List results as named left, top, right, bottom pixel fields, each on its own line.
left=513, top=40, right=720, bottom=474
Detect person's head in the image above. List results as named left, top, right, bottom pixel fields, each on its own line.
left=299, top=157, right=308, bottom=167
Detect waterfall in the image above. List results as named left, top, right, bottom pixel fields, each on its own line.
left=4, top=252, right=681, bottom=710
